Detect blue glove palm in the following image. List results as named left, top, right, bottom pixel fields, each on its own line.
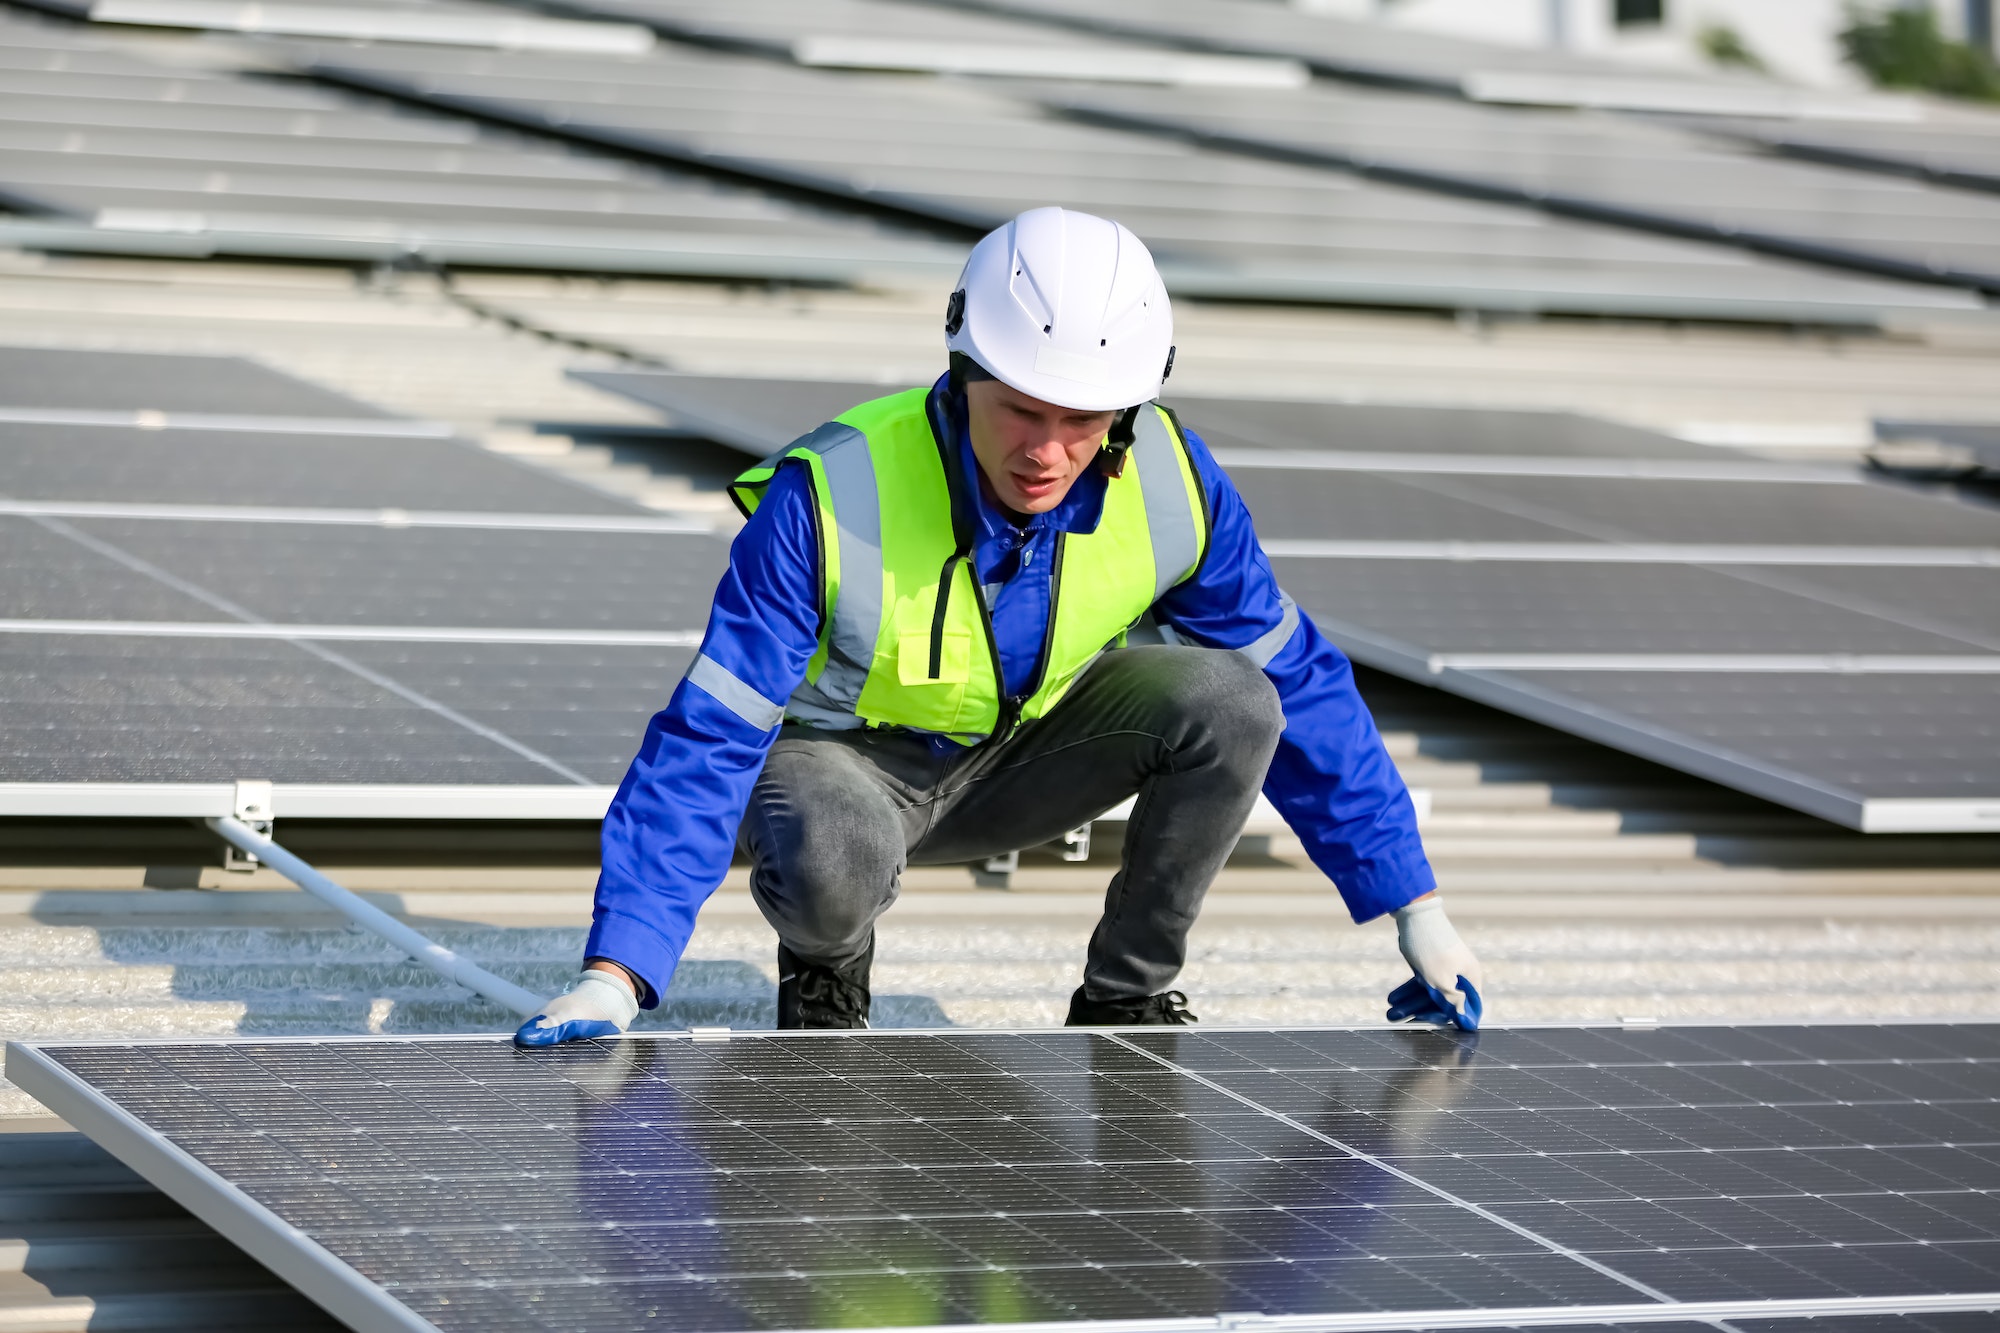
left=1386, top=973, right=1483, bottom=1031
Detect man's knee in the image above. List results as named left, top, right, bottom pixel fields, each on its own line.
left=744, top=752, right=904, bottom=957
left=1152, top=647, right=1284, bottom=748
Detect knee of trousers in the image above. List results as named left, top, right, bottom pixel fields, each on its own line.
left=1156, top=648, right=1285, bottom=753
left=745, top=798, right=904, bottom=955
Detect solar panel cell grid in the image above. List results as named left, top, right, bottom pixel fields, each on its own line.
left=56, top=521, right=726, bottom=631
left=1131, top=1028, right=2000, bottom=1305
left=0, top=635, right=587, bottom=784
left=13, top=1026, right=2000, bottom=1333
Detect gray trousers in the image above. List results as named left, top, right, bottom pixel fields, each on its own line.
left=738, top=645, right=1285, bottom=1001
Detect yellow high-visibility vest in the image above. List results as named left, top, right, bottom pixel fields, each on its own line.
left=729, top=386, right=1209, bottom=743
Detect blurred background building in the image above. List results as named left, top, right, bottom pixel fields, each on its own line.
left=1303, top=0, right=1997, bottom=91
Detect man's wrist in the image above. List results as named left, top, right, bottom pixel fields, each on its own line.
left=584, top=957, right=643, bottom=1001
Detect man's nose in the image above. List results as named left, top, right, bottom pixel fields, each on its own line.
left=1022, top=437, right=1066, bottom=468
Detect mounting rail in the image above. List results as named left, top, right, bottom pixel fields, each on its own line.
left=205, top=815, right=542, bottom=1019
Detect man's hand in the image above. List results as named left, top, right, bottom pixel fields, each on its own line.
left=513, top=967, right=640, bottom=1048
left=1386, top=894, right=1484, bottom=1031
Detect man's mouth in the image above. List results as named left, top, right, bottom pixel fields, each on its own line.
left=1013, top=474, right=1061, bottom=498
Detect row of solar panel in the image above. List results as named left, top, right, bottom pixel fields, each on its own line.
left=580, top=370, right=2000, bottom=828
left=2, top=0, right=1997, bottom=322
left=1, top=346, right=1995, bottom=828
left=11, top=1024, right=2000, bottom=1332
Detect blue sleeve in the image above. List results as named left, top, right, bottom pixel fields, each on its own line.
left=1154, top=427, right=1436, bottom=923
left=586, top=464, right=821, bottom=1006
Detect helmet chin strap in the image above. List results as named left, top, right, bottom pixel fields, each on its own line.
left=1098, top=405, right=1141, bottom=479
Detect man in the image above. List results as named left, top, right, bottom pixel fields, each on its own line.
left=516, top=207, right=1482, bottom=1045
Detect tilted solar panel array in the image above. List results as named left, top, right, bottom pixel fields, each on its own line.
left=264, top=20, right=1980, bottom=325
left=10, top=1024, right=2000, bottom=1331
left=9, top=0, right=1997, bottom=321
left=576, top=371, right=2000, bottom=834
left=916, top=0, right=2000, bottom=207
left=458, top=0, right=2000, bottom=300
left=0, top=346, right=724, bottom=818
left=1039, top=80, right=2000, bottom=298
left=0, top=9, right=962, bottom=283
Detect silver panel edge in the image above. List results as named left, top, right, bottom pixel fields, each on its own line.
left=1309, top=615, right=1876, bottom=831
left=2, top=1042, right=440, bottom=1333
left=0, top=782, right=617, bottom=819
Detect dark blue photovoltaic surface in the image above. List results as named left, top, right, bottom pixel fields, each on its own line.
left=22, top=1026, right=2000, bottom=1332
left=1132, top=1026, right=2000, bottom=1306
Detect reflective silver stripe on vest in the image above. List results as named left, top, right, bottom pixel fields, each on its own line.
left=687, top=653, right=785, bottom=731
left=787, top=420, right=882, bottom=710
left=1238, top=589, right=1300, bottom=668
left=1130, top=407, right=1203, bottom=601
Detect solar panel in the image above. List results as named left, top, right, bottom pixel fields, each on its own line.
left=1663, top=114, right=2000, bottom=198
left=572, top=372, right=2000, bottom=832
left=1045, top=81, right=2000, bottom=300
left=568, top=371, right=899, bottom=457
left=0, top=348, right=724, bottom=817
left=0, top=345, right=394, bottom=417
left=0, top=11, right=962, bottom=285
left=11, top=1026, right=2000, bottom=1332
left=273, top=33, right=1977, bottom=324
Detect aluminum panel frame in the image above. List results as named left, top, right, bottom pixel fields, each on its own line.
left=3, top=1042, right=438, bottom=1333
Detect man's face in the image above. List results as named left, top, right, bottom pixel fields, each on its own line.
left=965, top=378, right=1118, bottom=516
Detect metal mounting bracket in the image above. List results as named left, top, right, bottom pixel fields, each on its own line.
left=973, top=848, right=1019, bottom=890
left=1060, top=822, right=1092, bottom=862
left=222, top=779, right=274, bottom=872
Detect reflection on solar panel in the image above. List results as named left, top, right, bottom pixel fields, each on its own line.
left=579, top=372, right=2000, bottom=833
left=10, top=1026, right=2000, bottom=1332
left=0, top=347, right=722, bottom=817
left=0, top=10, right=960, bottom=282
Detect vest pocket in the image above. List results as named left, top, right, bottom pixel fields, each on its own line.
left=899, top=629, right=973, bottom=685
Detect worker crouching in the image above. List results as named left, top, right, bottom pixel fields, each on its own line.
left=516, top=206, right=1482, bottom=1045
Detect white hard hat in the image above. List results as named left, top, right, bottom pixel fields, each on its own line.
left=945, top=206, right=1174, bottom=413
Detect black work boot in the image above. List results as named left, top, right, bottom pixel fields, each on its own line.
left=776, top=936, right=872, bottom=1029
left=1065, top=986, right=1198, bottom=1026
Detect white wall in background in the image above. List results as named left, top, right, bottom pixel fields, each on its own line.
left=1290, top=0, right=1982, bottom=89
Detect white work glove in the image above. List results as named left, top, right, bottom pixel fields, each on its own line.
left=1386, top=895, right=1484, bottom=1031
left=513, top=969, right=639, bottom=1048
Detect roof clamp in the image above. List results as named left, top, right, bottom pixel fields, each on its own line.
left=973, top=849, right=1018, bottom=890
left=222, top=779, right=275, bottom=873
left=1060, top=822, right=1092, bottom=863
